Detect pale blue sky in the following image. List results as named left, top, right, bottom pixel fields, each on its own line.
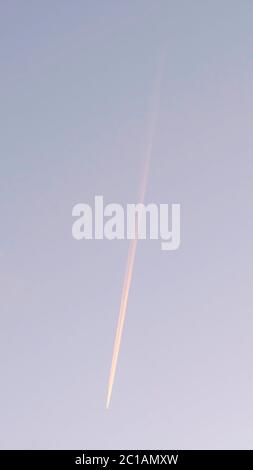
left=1, top=1, right=253, bottom=449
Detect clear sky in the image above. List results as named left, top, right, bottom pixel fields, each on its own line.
left=1, top=1, right=253, bottom=449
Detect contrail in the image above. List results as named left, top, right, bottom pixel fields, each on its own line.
left=106, top=54, right=165, bottom=409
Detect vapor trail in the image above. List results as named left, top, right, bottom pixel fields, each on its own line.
left=106, top=55, right=165, bottom=409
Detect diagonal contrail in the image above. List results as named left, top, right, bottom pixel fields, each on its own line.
left=106, top=54, right=165, bottom=409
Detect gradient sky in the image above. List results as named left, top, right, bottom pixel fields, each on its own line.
left=1, top=1, right=253, bottom=449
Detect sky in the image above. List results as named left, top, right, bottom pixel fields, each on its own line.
left=0, top=0, right=253, bottom=449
